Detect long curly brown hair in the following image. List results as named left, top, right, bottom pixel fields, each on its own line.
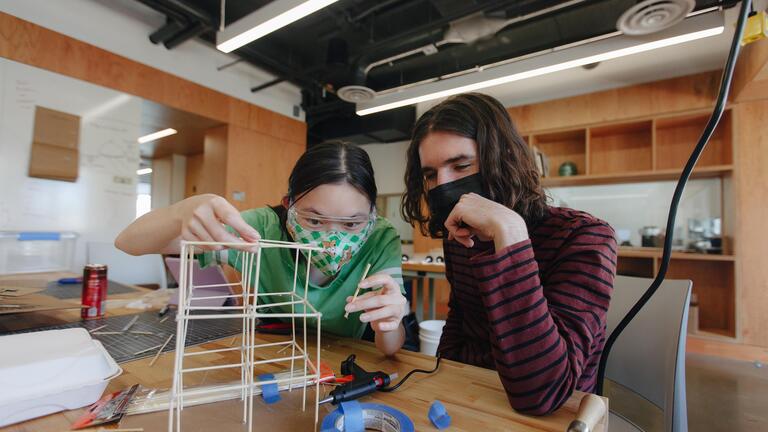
left=401, top=93, right=547, bottom=236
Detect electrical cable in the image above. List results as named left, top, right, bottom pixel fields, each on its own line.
left=595, top=0, right=753, bottom=395
left=380, top=354, right=441, bottom=392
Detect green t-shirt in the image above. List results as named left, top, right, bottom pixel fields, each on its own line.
left=199, top=207, right=404, bottom=339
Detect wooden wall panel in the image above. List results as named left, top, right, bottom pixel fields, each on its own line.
left=185, top=153, right=203, bottom=198
left=201, top=125, right=228, bottom=196
left=508, top=71, right=720, bottom=133
left=733, top=100, right=768, bottom=346
left=248, top=105, right=307, bottom=144
left=225, top=126, right=304, bottom=211
left=733, top=39, right=768, bottom=102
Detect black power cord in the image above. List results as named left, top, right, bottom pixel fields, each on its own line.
left=380, top=354, right=442, bottom=392
left=596, top=0, right=753, bottom=396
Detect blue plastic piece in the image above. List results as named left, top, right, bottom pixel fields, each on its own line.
left=17, top=232, right=60, bottom=241
left=257, top=373, right=281, bottom=404
left=428, top=400, right=451, bottom=430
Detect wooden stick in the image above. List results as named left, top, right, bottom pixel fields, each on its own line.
left=133, top=343, right=163, bottom=356
left=88, top=324, right=108, bottom=333
left=149, top=334, right=174, bottom=367
left=345, top=263, right=372, bottom=319
left=121, top=315, right=139, bottom=332
left=92, top=331, right=124, bottom=335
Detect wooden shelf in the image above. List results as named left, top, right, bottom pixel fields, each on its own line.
left=532, top=129, right=586, bottom=177
left=618, top=247, right=735, bottom=262
left=525, top=107, right=739, bottom=341
left=655, top=110, right=733, bottom=170
left=693, top=329, right=736, bottom=340
left=541, top=164, right=732, bottom=187
left=589, top=120, right=653, bottom=175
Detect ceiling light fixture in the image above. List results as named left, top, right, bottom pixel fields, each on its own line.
left=137, top=128, right=177, bottom=144
left=217, top=0, right=339, bottom=53
left=356, top=12, right=724, bottom=116
left=136, top=168, right=153, bottom=175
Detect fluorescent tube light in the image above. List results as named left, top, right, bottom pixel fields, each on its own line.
left=137, top=128, right=177, bottom=144
left=137, top=168, right=153, bottom=175
left=217, top=0, right=339, bottom=53
left=357, top=12, right=724, bottom=116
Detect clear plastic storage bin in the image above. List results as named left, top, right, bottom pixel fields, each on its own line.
left=0, top=231, right=78, bottom=274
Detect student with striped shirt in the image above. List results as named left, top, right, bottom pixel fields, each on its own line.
left=401, top=93, right=617, bottom=415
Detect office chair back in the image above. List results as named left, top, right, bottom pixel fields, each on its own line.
left=605, top=275, right=691, bottom=432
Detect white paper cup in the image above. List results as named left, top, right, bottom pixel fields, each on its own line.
left=419, top=333, right=441, bottom=356
left=419, top=320, right=445, bottom=356
left=419, top=320, right=446, bottom=339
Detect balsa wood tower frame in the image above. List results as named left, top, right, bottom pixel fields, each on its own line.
left=168, top=240, right=324, bottom=431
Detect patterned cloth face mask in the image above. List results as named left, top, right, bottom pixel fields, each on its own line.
left=286, top=206, right=377, bottom=277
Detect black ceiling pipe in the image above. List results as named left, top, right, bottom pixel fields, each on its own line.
left=251, top=77, right=286, bottom=92
left=149, top=19, right=184, bottom=44
left=164, top=21, right=207, bottom=49
left=156, top=0, right=215, bottom=26
left=135, top=0, right=325, bottom=92
left=135, top=0, right=189, bottom=23
left=340, top=0, right=520, bottom=91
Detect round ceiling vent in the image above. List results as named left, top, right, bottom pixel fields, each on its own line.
left=617, top=0, right=695, bottom=35
left=337, top=85, right=376, bottom=103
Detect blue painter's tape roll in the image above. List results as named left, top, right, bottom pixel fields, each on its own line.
left=321, top=402, right=415, bottom=432
left=17, top=232, right=60, bottom=241
left=428, top=400, right=451, bottom=430
left=257, top=373, right=281, bottom=404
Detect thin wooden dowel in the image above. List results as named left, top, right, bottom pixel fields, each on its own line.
left=345, top=263, right=372, bottom=319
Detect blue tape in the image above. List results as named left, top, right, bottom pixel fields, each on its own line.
left=17, top=232, right=60, bottom=241
left=340, top=401, right=364, bottom=432
left=257, top=373, right=281, bottom=404
left=428, top=400, right=451, bottom=430
left=321, top=402, right=415, bottom=432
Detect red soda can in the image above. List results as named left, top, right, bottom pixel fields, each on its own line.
left=81, top=264, right=108, bottom=319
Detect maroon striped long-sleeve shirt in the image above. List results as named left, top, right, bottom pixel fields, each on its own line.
left=438, top=206, right=617, bottom=415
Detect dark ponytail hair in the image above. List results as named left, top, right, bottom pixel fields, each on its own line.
left=287, top=141, right=377, bottom=209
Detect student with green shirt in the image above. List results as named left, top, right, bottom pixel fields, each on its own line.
left=115, top=141, right=407, bottom=355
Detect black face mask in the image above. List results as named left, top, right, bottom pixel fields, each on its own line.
left=426, top=173, right=487, bottom=238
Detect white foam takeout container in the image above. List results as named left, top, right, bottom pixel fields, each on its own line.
left=0, top=328, right=122, bottom=427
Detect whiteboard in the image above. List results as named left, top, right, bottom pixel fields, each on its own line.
left=0, top=58, right=142, bottom=270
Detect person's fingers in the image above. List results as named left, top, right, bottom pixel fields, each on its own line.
left=200, top=212, right=244, bottom=245
left=443, top=205, right=464, bottom=239
left=187, top=220, right=214, bottom=242
left=375, top=319, right=401, bottom=332
left=454, top=227, right=472, bottom=237
left=359, top=305, right=400, bottom=323
left=345, top=290, right=389, bottom=313
left=213, top=198, right=260, bottom=242
left=358, top=273, right=398, bottom=291
left=191, top=205, right=238, bottom=245
left=184, top=220, right=222, bottom=250
left=347, top=291, right=376, bottom=304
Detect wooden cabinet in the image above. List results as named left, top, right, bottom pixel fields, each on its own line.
left=523, top=108, right=737, bottom=339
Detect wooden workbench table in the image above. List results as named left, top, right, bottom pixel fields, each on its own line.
left=0, top=272, right=607, bottom=431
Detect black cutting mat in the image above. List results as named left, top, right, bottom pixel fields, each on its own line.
left=6, top=311, right=242, bottom=363
left=44, top=279, right=138, bottom=299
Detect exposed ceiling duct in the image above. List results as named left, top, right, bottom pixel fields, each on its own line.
left=129, top=0, right=734, bottom=143
left=617, top=0, right=696, bottom=35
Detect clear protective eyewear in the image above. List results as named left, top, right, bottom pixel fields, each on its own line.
left=289, top=207, right=376, bottom=234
